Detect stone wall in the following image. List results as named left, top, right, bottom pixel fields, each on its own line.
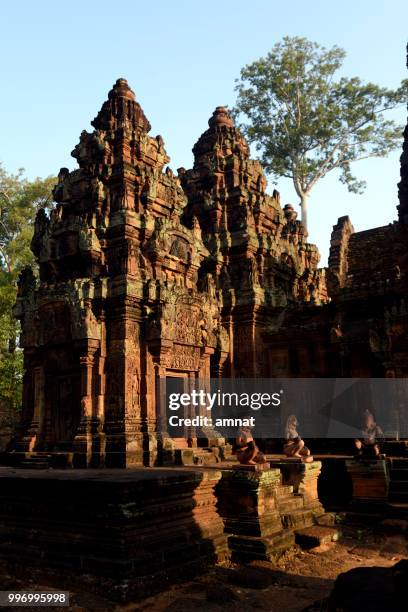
left=0, top=468, right=228, bottom=601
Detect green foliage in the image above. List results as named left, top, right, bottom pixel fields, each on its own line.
left=0, top=165, right=55, bottom=275
left=0, top=163, right=55, bottom=416
left=234, top=36, right=407, bottom=226
left=0, top=350, right=23, bottom=414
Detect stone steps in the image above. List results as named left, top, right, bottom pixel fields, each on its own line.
left=275, top=484, right=294, bottom=496
left=295, top=525, right=340, bottom=550
left=19, top=454, right=52, bottom=470
left=227, top=529, right=295, bottom=559
left=2, top=451, right=74, bottom=469
left=275, top=495, right=305, bottom=514
left=176, top=448, right=222, bottom=466
left=280, top=508, right=316, bottom=530
left=19, top=462, right=50, bottom=470
left=193, top=450, right=221, bottom=466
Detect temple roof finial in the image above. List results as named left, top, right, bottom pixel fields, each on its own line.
left=208, top=106, right=234, bottom=129
left=108, top=77, right=136, bottom=101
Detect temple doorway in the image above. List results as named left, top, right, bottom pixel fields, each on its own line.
left=47, top=372, right=81, bottom=450
left=166, top=373, right=192, bottom=448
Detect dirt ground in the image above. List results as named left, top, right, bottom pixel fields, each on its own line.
left=0, top=522, right=406, bottom=612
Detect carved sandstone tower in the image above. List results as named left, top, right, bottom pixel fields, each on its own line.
left=13, top=83, right=327, bottom=468
left=181, top=106, right=326, bottom=377
left=14, top=79, right=221, bottom=467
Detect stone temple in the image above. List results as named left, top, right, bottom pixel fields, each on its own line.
left=11, top=77, right=408, bottom=468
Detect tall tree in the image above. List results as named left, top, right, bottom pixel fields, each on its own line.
left=234, top=36, right=407, bottom=230
left=0, top=163, right=55, bottom=416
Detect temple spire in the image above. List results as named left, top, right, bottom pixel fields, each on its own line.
left=208, top=106, right=234, bottom=129
left=91, top=77, right=151, bottom=133
left=108, top=77, right=136, bottom=101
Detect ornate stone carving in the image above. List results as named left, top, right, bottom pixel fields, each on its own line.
left=13, top=65, right=408, bottom=467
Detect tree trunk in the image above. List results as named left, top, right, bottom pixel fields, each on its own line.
left=8, top=336, right=16, bottom=354
left=300, top=193, right=308, bottom=232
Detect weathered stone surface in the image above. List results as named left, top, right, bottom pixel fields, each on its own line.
left=346, top=459, right=389, bottom=503
left=270, top=461, right=328, bottom=524
left=216, top=462, right=333, bottom=560
left=10, top=83, right=327, bottom=468
left=232, top=463, right=271, bottom=471
left=8, top=51, right=408, bottom=469
left=295, top=526, right=340, bottom=549
left=0, top=468, right=228, bottom=601
left=217, top=468, right=295, bottom=559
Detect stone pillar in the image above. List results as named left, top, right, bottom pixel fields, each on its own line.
left=297, top=462, right=322, bottom=505
left=90, top=349, right=106, bottom=468
left=73, top=342, right=98, bottom=467
left=187, top=372, right=197, bottom=448
left=346, top=459, right=389, bottom=504
left=141, top=347, right=159, bottom=467
left=211, top=349, right=229, bottom=379
left=17, top=364, right=45, bottom=452
left=269, top=460, right=330, bottom=529
left=191, top=470, right=229, bottom=562
left=155, top=364, right=175, bottom=465
left=217, top=467, right=295, bottom=560
left=122, top=331, right=143, bottom=468
left=198, top=346, right=225, bottom=448
left=104, top=316, right=144, bottom=468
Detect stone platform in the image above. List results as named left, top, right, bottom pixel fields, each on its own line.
left=0, top=461, right=335, bottom=599
left=0, top=467, right=228, bottom=601
left=314, top=455, right=408, bottom=519
left=344, top=457, right=408, bottom=517
left=216, top=461, right=335, bottom=561
left=346, top=458, right=389, bottom=504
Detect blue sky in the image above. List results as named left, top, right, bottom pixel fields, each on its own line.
left=0, top=0, right=407, bottom=264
